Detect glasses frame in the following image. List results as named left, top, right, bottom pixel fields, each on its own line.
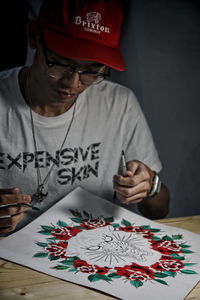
left=40, top=38, right=111, bottom=85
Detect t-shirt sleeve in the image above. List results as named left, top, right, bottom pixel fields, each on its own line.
left=124, top=91, right=162, bottom=173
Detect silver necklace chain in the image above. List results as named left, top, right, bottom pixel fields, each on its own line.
left=26, top=70, right=77, bottom=203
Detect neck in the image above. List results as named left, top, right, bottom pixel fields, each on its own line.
left=19, top=67, right=76, bottom=117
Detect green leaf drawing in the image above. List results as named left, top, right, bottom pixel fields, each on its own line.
left=121, top=219, right=131, bottom=226
left=108, top=273, right=121, bottom=278
left=179, top=243, right=191, bottom=248
left=48, top=255, right=60, bottom=261
left=163, top=235, right=173, bottom=241
left=53, top=265, right=70, bottom=270
left=170, top=253, right=185, bottom=260
left=111, top=223, right=120, bottom=228
left=60, top=260, right=75, bottom=265
left=153, top=279, right=168, bottom=285
left=33, top=252, right=48, bottom=258
left=163, top=271, right=176, bottom=278
left=154, top=272, right=169, bottom=278
left=183, top=263, right=196, bottom=267
left=36, top=242, right=49, bottom=248
left=71, top=217, right=83, bottom=223
left=180, top=269, right=197, bottom=275
left=181, top=249, right=194, bottom=254
left=57, top=220, right=68, bottom=227
left=38, top=230, right=52, bottom=235
left=69, top=209, right=82, bottom=218
left=68, top=268, right=78, bottom=272
left=47, top=237, right=57, bottom=240
left=151, top=236, right=162, bottom=241
left=41, top=225, right=54, bottom=231
left=88, top=274, right=112, bottom=282
left=104, top=217, right=114, bottom=223
left=172, top=234, right=182, bottom=240
left=150, top=228, right=161, bottom=233
left=130, top=280, right=143, bottom=288
left=141, top=225, right=151, bottom=230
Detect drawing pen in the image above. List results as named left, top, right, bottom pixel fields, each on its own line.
left=121, top=150, right=127, bottom=176
left=20, top=203, right=40, bottom=211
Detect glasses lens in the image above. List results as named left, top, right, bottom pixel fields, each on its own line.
left=80, top=73, right=103, bottom=85
left=47, top=65, right=71, bottom=79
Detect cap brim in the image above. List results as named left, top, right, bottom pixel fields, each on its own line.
left=42, top=29, right=125, bottom=71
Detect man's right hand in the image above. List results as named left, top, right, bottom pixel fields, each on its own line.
left=0, top=188, right=31, bottom=234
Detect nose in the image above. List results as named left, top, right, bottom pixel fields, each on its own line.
left=64, top=72, right=81, bottom=88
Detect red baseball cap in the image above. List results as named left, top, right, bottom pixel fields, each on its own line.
left=38, top=0, right=125, bottom=71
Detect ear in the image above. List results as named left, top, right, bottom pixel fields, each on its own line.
left=27, top=20, right=41, bottom=49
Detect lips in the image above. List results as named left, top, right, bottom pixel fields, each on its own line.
left=56, top=90, right=77, bottom=100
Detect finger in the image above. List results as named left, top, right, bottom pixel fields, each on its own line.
left=0, top=194, right=31, bottom=206
left=113, top=174, right=134, bottom=187
left=0, top=213, right=24, bottom=233
left=116, top=191, right=146, bottom=204
left=0, top=187, right=20, bottom=194
left=0, top=204, right=27, bottom=217
left=113, top=177, right=151, bottom=198
left=127, top=161, right=141, bottom=175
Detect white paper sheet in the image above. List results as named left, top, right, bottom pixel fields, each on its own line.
left=0, top=188, right=199, bottom=300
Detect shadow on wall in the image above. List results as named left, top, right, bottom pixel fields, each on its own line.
left=174, top=143, right=200, bottom=216
left=112, top=0, right=200, bottom=218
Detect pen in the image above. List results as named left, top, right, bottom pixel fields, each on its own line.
left=121, top=150, right=127, bottom=176
left=20, top=203, right=40, bottom=211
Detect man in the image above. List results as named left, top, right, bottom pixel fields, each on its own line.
left=0, top=0, right=169, bottom=234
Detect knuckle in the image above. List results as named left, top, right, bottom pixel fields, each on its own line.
left=124, top=189, right=132, bottom=198
left=141, top=192, right=148, bottom=198
left=141, top=170, right=148, bottom=179
left=0, top=195, right=7, bottom=205
left=129, top=178, right=136, bottom=186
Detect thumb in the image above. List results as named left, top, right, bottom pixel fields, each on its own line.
left=127, top=160, right=141, bottom=175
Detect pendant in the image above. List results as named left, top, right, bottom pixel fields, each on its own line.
left=35, top=184, right=48, bottom=203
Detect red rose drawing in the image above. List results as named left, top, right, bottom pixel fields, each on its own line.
left=73, top=259, right=109, bottom=275
left=119, top=226, right=153, bottom=239
left=115, top=263, right=155, bottom=281
left=151, top=240, right=182, bottom=254
left=151, top=255, right=184, bottom=272
left=51, top=226, right=81, bottom=240
left=80, top=218, right=111, bottom=230
left=46, top=241, right=68, bottom=258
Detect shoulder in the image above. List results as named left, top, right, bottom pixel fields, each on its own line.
left=0, top=67, right=21, bottom=93
left=87, top=80, right=140, bottom=108
left=0, top=67, right=19, bottom=80
left=0, top=67, right=22, bottom=109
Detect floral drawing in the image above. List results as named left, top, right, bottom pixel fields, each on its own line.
left=34, top=210, right=197, bottom=287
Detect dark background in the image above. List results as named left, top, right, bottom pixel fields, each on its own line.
left=1, top=0, right=200, bottom=217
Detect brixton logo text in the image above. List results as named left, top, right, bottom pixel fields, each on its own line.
left=74, top=12, right=110, bottom=35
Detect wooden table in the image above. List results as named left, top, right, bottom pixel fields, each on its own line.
left=0, top=215, right=200, bottom=300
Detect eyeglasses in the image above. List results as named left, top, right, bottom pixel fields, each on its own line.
left=41, top=41, right=110, bottom=85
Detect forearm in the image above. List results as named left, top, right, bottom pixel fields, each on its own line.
left=138, top=183, right=170, bottom=220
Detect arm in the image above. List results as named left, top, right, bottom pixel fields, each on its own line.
left=138, top=183, right=169, bottom=219
left=113, top=160, right=170, bottom=219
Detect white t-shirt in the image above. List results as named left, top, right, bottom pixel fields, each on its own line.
left=0, top=67, right=162, bottom=230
